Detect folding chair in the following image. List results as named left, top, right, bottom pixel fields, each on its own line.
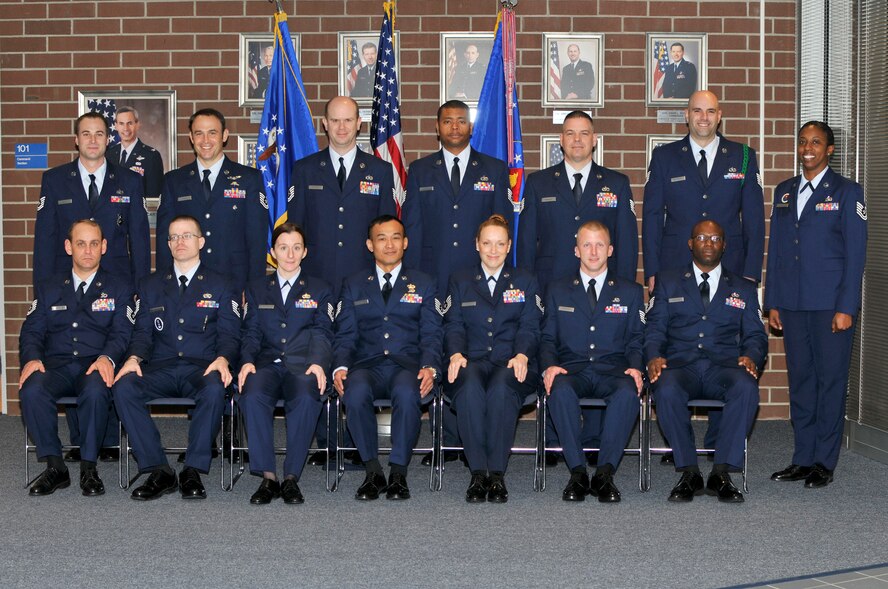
left=434, top=391, right=543, bottom=491
left=642, top=396, right=748, bottom=493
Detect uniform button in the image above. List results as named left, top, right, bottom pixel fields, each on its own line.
left=384, top=333, right=390, bottom=339
left=73, top=350, right=79, bottom=356
left=487, top=317, right=493, bottom=323
left=338, top=242, right=343, bottom=247
left=701, top=212, right=708, bottom=218
left=453, top=223, right=458, bottom=229
left=697, top=344, right=703, bottom=349
left=206, top=231, right=212, bottom=236
left=339, top=206, right=345, bottom=212
left=207, top=248, right=212, bottom=253
left=384, top=350, right=390, bottom=355
left=487, top=346, right=492, bottom=352
left=590, top=326, right=595, bottom=331
left=205, top=213, right=210, bottom=219
left=280, top=323, right=286, bottom=328
left=72, top=322, right=78, bottom=328
left=698, top=333, right=704, bottom=338
left=338, top=224, right=344, bottom=229
left=281, top=338, right=287, bottom=344
left=794, top=239, right=799, bottom=244
left=589, top=344, right=595, bottom=349
left=178, top=335, right=183, bottom=341
left=179, top=318, right=185, bottom=324
left=575, top=216, right=580, bottom=221
left=453, top=241, right=458, bottom=247
left=795, top=223, right=799, bottom=228
left=795, top=256, right=799, bottom=260
left=701, top=315, right=707, bottom=321
left=383, top=316, right=389, bottom=321
left=72, top=337, right=78, bottom=342
left=178, top=351, right=184, bottom=357
left=487, top=331, right=493, bottom=337
left=702, top=194, right=708, bottom=200
left=589, top=356, right=595, bottom=362
left=453, top=204, right=459, bottom=210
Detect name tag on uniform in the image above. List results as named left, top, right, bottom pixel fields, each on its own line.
left=557, top=306, right=574, bottom=313
left=51, top=305, right=67, bottom=311
left=58, top=199, right=73, bottom=205
left=258, top=304, right=275, bottom=310
left=196, top=300, right=219, bottom=308
left=461, top=301, right=477, bottom=307
left=604, top=304, right=628, bottom=314
left=596, top=193, right=618, bottom=208
left=419, top=186, right=434, bottom=192
left=668, top=297, right=684, bottom=303
left=816, top=202, right=840, bottom=211
left=502, top=289, right=525, bottom=303
left=92, top=298, right=115, bottom=312
left=110, top=196, right=130, bottom=203
left=400, top=293, right=423, bottom=304
left=150, top=306, right=165, bottom=312
left=474, top=182, right=495, bottom=192
left=541, top=196, right=557, bottom=203
left=177, top=195, right=192, bottom=202
left=308, top=185, right=324, bottom=191
left=670, top=176, right=686, bottom=183
left=359, top=181, right=380, bottom=195
left=354, top=299, right=370, bottom=306
left=224, top=189, right=246, bottom=199
left=725, top=296, right=746, bottom=309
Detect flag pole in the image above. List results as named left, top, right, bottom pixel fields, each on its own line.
left=268, top=0, right=284, bottom=12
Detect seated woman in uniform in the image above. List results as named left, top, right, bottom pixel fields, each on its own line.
left=444, top=214, right=542, bottom=503
left=238, top=223, right=334, bottom=505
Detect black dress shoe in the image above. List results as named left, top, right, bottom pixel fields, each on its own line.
left=562, top=472, right=590, bottom=502
left=386, top=472, right=411, bottom=500
left=80, top=468, right=105, bottom=496
left=660, top=451, right=675, bottom=465
left=589, top=472, right=621, bottom=503
left=250, top=478, right=281, bottom=505
left=29, top=467, right=71, bottom=496
left=705, top=472, right=744, bottom=503
left=667, top=471, right=704, bottom=502
left=545, top=452, right=561, bottom=467
left=355, top=472, right=387, bottom=500
left=98, top=448, right=120, bottom=462
left=465, top=474, right=489, bottom=503
left=487, top=478, right=508, bottom=504
left=179, top=467, right=207, bottom=500
left=281, top=478, right=304, bottom=504
left=131, top=468, right=177, bottom=501
left=585, top=450, right=599, bottom=467
left=63, top=448, right=81, bottom=462
left=771, top=464, right=813, bottom=482
left=307, top=452, right=327, bottom=466
left=804, top=464, right=833, bottom=488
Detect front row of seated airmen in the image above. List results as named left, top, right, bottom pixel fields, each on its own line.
left=22, top=211, right=765, bottom=506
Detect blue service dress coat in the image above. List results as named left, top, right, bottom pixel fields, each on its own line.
left=662, top=59, right=697, bottom=99
left=561, top=59, right=595, bottom=100
left=642, top=135, right=765, bottom=282
left=287, top=148, right=397, bottom=296
left=34, top=160, right=150, bottom=285
left=403, top=148, right=513, bottom=295
left=518, top=161, right=638, bottom=287
left=156, top=157, right=267, bottom=293
left=239, top=272, right=335, bottom=479
left=20, top=268, right=135, bottom=461
left=107, top=139, right=164, bottom=199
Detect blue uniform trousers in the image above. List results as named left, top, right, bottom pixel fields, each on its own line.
left=548, top=367, right=639, bottom=471
left=21, top=360, right=111, bottom=462
left=342, top=361, right=422, bottom=468
left=654, top=359, right=758, bottom=471
left=449, top=360, right=533, bottom=473
left=239, top=363, right=323, bottom=479
left=780, top=309, right=854, bottom=470
left=113, top=363, right=227, bottom=473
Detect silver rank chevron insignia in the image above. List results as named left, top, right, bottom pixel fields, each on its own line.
left=27, top=299, right=37, bottom=316
left=327, top=302, right=335, bottom=322
left=535, top=294, right=544, bottom=314
left=335, top=300, right=343, bottom=319
left=260, top=192, right=269, bottom=210
left=231, top=300, right=240, bottom=318
left=127, top=298, right=140, bottom=325
left=37, top=196, right=46, bottom=212
left=645, top=296, right=656, bottom=313
left=639, top=309, right=646, bottom=324
left=857, top=201, right=867, bottom=221
left=435, top=295, right=452, bottom=317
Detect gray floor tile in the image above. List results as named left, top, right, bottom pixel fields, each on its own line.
left=813, top=572, right=869, bottom=583
left=833, top=578, right=888, bottom=588
left=764, top=579, right=830, bottom=589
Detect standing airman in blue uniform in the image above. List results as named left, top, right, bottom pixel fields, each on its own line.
left=237, top=222, right=335, bottom=505
left=107, top=106, right=165, bottom=199
left=20, top=220, right=135, bottom=497
left=766, top=121, right=867, bottom=489
left=333, top=215, right=443, bottom=501
left=402, top=100, right=512, bottom=464
left=646, top=220, right=767, bottom=503
left=444, top=214, right=542, bottom=503
left=156, top=108, right=267, bottom=294
left=113, top=215, right=241, bottom=501
left=541, top=221, right=644, bottom=503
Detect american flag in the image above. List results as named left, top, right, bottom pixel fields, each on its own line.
left=653, top=40, right=670, bottom=98
left=247, top=48, right=259, bottom=91
left=87, top=98, right=120, bottom=145
left=446, top=42, right=458, bottom=87
left=370, top=1, right=406, bottom=213
left=548, top=40, right=562, bottom=100
left=345, top=39, right=360, bottom=93
left=548, top=141, right=564, bottom=166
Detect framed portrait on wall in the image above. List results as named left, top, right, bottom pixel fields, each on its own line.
left=440, top=33, right=494, bottom=106
left=237, top=136, right=258, bottom=169
left=646, top=33, right=707, bottom=107
left=646, top=135, right=683, bottom=165
left=542, top=33, right=605, bottom=109
left=239, top=32, right=302, bottom=107
left=77, top=89, right=177, bottom=178
left=540, top=134, right=605, bottom=169
left=338, top=32, right=399, bottom=107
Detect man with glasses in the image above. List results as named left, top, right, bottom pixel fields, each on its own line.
left=645, top=220, right=767, bottom=504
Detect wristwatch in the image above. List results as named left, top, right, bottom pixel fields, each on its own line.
left=422, top=365, right=438, bottom=381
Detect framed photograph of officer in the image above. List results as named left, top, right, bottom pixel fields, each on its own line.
left=338, top=32, right=399, bottom=107
left=646, top=33, right=707, bottom=107
left=646, top=135, right=683, bottom=165
left=239, top=32, right=302, bottom=107
left=237, top=137, right=258, bottom=169
left=440, top=33, right=494, bottom=106
left=542, top=33, right=604, bottom=109
left=77, top=89, right=177, bottom=175
left=540, top=134, right=604, bottom=168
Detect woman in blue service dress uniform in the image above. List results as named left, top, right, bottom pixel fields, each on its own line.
left=444, top=214, right=542, bottom=503
left=237, top=223, right=334, bottom=505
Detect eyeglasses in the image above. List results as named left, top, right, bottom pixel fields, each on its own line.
left=168, top=233, right=199, bottom=243
left=692, top=235, right=723, bottom=244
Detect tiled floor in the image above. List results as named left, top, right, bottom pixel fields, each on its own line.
left=735, top=565, right=888, bottom=589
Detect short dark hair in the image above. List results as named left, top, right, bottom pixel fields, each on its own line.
left=563, top=110, right=594, bottom=126
left=367, top=214, right=405, bottom=239
left=670, top=42, right=685, bottom=51
left=74, top=112, right=109, bottom=135
left=799, top=120, right=835, bottom=147
left=188, top=108, right=226, bottom=133
left=169, top=214, right=203, bottom=236
left=67, top=219, right=103, bottom=241
left=272, top=222, right=306, bottom=248
left=437, top=100, right=470, bottom=121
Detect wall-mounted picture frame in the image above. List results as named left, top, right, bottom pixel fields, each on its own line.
left=77, top=89, right=177, bottom=179
left=646, top=135, right=683, bottom=165
left=237, top=136, right=258, bottom=169
left=338, top=31, right=400, bottom=106
left=239, top=32, right=302, bottom=107
left=540, top=133, right=604, bottom=169
left=542, top=33, right=605, bottom=109
left=646, top=33, right=707, bottom=107
left=440, top=32, right=495, bottom=106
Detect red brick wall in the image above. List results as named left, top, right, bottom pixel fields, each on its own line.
left=0, top=0, right=796, bottom=417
